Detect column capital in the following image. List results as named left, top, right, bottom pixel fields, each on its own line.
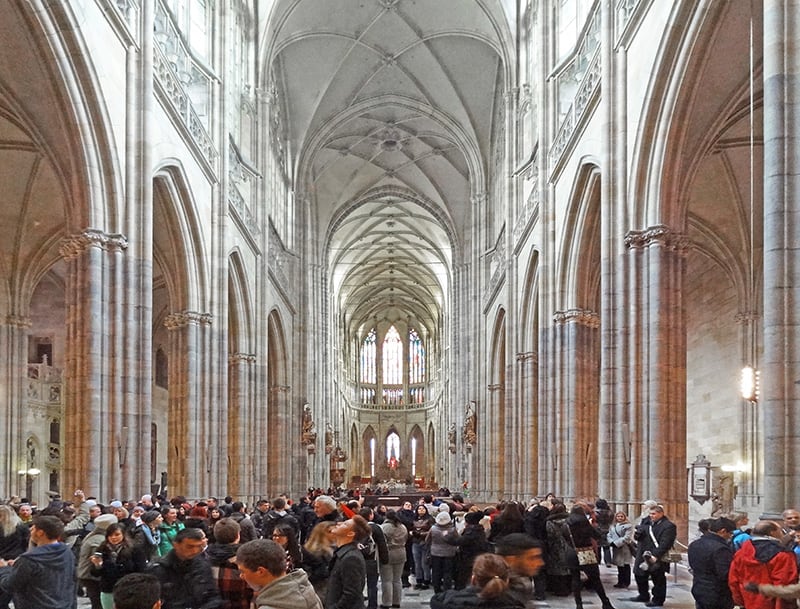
left=59, top=229, right=128, bottom=259
left=270, top=384, right=291, bottom=394
left=624, top=224, right=690, bottom=252
left=228, top=352, right=257, bottom=364
left=553, top=308, right=600, bottom=328
left=735, top=312, right=760, bottom=323
left=163, top=311, right=213, bottom=329
left=4, top=315, right=32, bottom=328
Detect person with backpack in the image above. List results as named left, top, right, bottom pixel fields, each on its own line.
left=358, top=506, right=389, bottom=609
left=263, top=498, right=300, bottom=540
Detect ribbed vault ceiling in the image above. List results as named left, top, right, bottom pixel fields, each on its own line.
left=267, top=0, right=511, bottom=336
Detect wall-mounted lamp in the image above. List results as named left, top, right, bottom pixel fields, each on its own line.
left=740, top=367, right=760, bottom=403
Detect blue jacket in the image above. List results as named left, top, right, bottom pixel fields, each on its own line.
left=0, top=542, right=76, bottom=609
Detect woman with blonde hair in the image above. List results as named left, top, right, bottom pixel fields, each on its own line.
left=430, top=552, right=524, bottom=609
left=0, top=505, right=29, bottom=609
left=0, top=505, right=29, bottom=560
left=607, top=511, right=635, bottom=588
left=302, top=520, right=336, bottom=600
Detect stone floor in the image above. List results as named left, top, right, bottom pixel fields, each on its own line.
left=74, top=562, right=697, bottom=609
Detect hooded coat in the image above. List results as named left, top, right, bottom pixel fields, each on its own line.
left=0, top=541, right=77, bottom=609
left=430, top=585, right=524, bottom=609
left=253, top=568, right=322, bottom=609
left=729, top=537, right=798, bottom=609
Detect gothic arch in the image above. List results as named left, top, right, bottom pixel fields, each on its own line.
left=486, top=308, right=507, bottom=496
left=408, top=424, right=424, bottom=481
left=152, top=163, right=210, bottom=311
left=426, top=422, right=436, bottom=487
left=361, top=425, right=377, bottom=479
left=227, top=250, right=255, bottom=498
left=557, top=161, right=602, bottom=311
left=266, top=308, right=290, bottom=495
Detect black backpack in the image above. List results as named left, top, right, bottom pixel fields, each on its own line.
left=357, top=533, right=376, bottom=560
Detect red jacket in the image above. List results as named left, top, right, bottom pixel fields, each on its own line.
left=729, top=538, right=798, bottom=609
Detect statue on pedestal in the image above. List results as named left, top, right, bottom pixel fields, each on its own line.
left=463, top=401, right=477, bottom=447
left=301, top=404, right=317, bottom=450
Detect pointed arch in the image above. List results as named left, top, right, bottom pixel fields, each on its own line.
left=557, top=161, right=602, bottom=311
left=266, top=309, right=290, bottom=494
left=362, top=425, right=377, bottom=479
left=409, top=424, right=424, bottom=481
left=153, top=162, right=210, bottom=311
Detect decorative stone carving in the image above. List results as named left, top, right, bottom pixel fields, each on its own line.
left=448, top=423, right=457, bottom=454
left=301, top=404, right=317, bottom=452
left=163, top=311, right=213, bottom=329
left=552, top=308, right=600, bottom=328
left=463, top=401, right=477, bottom=447
left=624, top=225, right=691, bottom=252
left=59, top=229, right=128, bottom=260
left=324, top=423, right=334, bottom=455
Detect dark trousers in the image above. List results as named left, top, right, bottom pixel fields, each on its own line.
left=365, top=559, right=379, bottom=609
left=617, top=564, right=631, bottom=587
left=571, top=565, right=611, bottom=608
left=430, top=555, right=454, bottom=593
left=635, top=566, right=667, bottom=604
left=80, top=579, right=103, bottom=609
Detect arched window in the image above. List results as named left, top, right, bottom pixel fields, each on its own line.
left=386, top=432, right=400, bottom=465
left=360, top=329, right=376, bottom=384
left=382, top=326, right=402, bottom=385
left=408, top=328, right=425, bottom=384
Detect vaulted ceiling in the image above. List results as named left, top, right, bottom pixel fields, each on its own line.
left=266, top=0, right=514, bottom=337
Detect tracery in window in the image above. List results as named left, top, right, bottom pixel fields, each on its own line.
left=408, top=328, right=425, bottom=383
left=386, top=432, right=400, bottom=466
left=361, top=329, right=376, bottom=384
left=382, top=326, right=402, bottom=385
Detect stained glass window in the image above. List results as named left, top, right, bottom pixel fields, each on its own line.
left=409, top=328, right=425, bottom=384
left=361, top=329, right=376, bottom=384
left=386, top=432, right=400, bottom=464
left=382, top=326, right=402, bottom=385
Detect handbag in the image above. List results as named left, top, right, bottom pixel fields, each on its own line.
left=566, top=523, right=598, bottom=566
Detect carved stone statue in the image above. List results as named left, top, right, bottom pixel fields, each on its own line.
left=301, top=404, right=317, bottom=448
left=324, top=423, right=334, bottom=455
left=463, top=401, right=477, bottom=446
left=448, top=423, right=457, bottom=453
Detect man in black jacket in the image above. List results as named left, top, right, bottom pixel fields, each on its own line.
left=148, top=527, right=222, bottom=609
left=630, top=505, right=678, bottom=607
left=687, top=517, right=735, bottom=609
left=326, top=516, right=371, bottom=609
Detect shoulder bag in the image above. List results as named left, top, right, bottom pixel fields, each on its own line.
left=566, top=523, right=598, bottom=566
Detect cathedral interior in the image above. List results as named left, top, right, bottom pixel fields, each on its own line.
left=2, top=0, right=798, bottom=539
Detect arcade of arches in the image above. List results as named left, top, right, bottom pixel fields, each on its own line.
left=2, top=0, right=800, bottom=539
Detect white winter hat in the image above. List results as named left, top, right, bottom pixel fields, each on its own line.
left=435, top=512, right=452, bottom=526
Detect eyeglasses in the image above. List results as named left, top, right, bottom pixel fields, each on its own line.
left=272, top=533, right=287, bottom=539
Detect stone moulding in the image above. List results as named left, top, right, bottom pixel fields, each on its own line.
left=59, top=229, right=128, bottom=259
left=552, top=308, right=600, bottom=328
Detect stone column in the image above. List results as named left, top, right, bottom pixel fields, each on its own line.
left=762, top=0, right=800, bottom=512
left=516, top=351, right=538, bottom=497
left=486, top=383, right=505, bottom=498
left=624, top=226, right=688, bottom=534
left=551, top=309, right=600, bottom=499
left=0, top=315, right=30, bottom=495
left=164, top=310, right=213, bottom=497
left=227, top=352, right=255, bottom=499
left=60, top=230, right=129, bottom=497
left=268, top=384, right=291, bottom=494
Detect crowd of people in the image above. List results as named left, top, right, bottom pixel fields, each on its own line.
left=1, top=488, right=800, bottom=609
